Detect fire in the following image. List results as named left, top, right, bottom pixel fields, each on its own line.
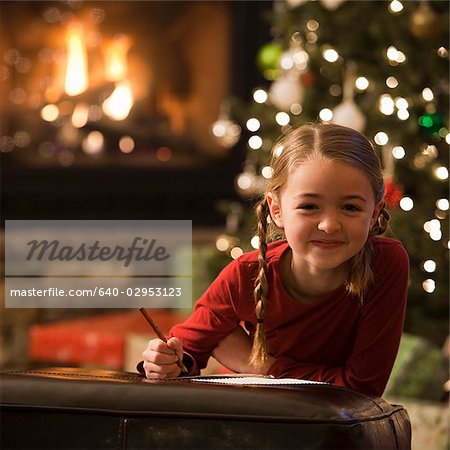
left=104, top=35, right=131, bottom=82
left=102, top=80, right=134, bottom=121
left=64, top=24, right=88, bottom=96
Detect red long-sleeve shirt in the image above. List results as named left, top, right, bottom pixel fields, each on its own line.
left=170, top=237, right=409, bottom=397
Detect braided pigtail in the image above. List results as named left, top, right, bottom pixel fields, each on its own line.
left=346, top=203, right=391, bottom=302
left=370, top=203, right=390, bottom=236
left=345, top=240, right=373, bottom=303
left=249, top=198, right=270, bottom=369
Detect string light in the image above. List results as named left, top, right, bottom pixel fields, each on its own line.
left=430, top=229, right=442, bottom=241
left=355, top=77, right=369, bottom=90
left=424, top=219, right=442, bottom=241
left=399, top=196, right=414, bottom=211
left=397, top=109, right=409, bottom=121
left=230, top=246, right=244, bottom=259
left=388, top=0, right=403, bottom=13
left=248, top=135, right=263, bottom=149
left=422, top=88, right=434, bottom=102
left=374, top=132, right=389, bottom=145
left=306, top=20, right=319, bottom=31
left=274, top=145, right=284, bottom=157
left=250, top=235, right=260, bottom=249
left=386, top=76, right=398, bottom=88
left=237, top=173, right=253, bottom=190
left=379, top=95, right=395, bottom=115
left=261, top=166, right=273, bottom=179
left=216, top=235, right=231, bottom=252
left=322, top=48, right=339, bottom=62
left=253, top=89, right=268, bottom=104
left=422, top=279, right=436, bottom=293
left=436, top=199, right=449, bottom=211
left=392, top=146, right=405, bottom=159
left=275, top=112, right=290, bottom=126
left=319, top=108, right=333, bottom=121
left=434, top=166, right=448, bottom=180
left=386, top=46, right=406, bottom=64
left=395, top=97, right=409, bottom=110
left=290, top=103, right=302, bottom=115
left=437, top=47, right=449, bottom=58
left=423, top=260, right=436, bottom=273
left=246, top=118, right=261, bottom=132
left=307, top=32, right=318, bottom=44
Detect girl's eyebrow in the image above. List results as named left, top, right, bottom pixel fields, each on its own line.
left=295, top=193, right=368, bottom=202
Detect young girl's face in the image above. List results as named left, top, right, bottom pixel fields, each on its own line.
left=268, top=157, right=382, bottom=274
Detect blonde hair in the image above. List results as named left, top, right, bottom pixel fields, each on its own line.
left=249, top=123, right=390, bottom=368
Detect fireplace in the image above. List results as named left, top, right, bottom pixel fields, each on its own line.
left=0, top=1, right=271, bottom=223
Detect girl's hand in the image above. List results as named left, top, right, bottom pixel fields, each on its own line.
left=141, top=337, right=183, bottom=379
left=213, top=326, right=276, bottom=374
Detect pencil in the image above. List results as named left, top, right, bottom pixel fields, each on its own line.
left=139, top=307, right=188, bottom=374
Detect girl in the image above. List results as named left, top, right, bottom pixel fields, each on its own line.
left=139, top=123, right=409, bottom=397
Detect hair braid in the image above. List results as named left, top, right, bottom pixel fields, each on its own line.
left=346, top=204, right=391, bottom=302
left=249, top=198, right=270, bottom=368
left=370, top=203, right=390, bottom=236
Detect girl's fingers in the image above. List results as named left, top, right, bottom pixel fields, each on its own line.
left=143, top=361, right=181, bottom=379
left=141, top=337, right=184, bottom=379
left=147, top=338, right=176, bottom=355
left=166, top=336, right=183, bottom=360
left=142, top=348, right=178, bottom=365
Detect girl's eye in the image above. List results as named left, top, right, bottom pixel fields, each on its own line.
left=298, top=204, right=318, bottom=211
left=343, top=204, right=362, bottom=212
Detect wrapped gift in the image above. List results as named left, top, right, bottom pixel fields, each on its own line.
left=29, top=310, right=187, bottom=369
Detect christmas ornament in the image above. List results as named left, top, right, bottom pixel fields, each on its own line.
left=332, top=99, right=366, bottom=132
left=410, top=3, right=441, bottom=39
left=257, top=42, right=283, bottom=73
left=269, top=75, right=304, bottom=110
left=286, top=0, right=309, bottom=8
left=321, top=0, right=346, bottom=11
left=211, top=101, right=242, bottom=148
left=235, top=164, right=265, bottom=198
left=384, top=178, right=403, bottom=208
left=331, top=64, right=366, bottom=132
left=211, top=118, right=241, bottom=148
left=279, top=39, right=309, bottom=75
left=418, top=112, right=444, bottom=136
left=300, top=71, right=315, bottom=87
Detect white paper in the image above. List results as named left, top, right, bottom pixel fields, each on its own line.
left=191, top=376, right=327, bottom=386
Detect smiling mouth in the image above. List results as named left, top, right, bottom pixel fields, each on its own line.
left=310, top=240, right=345, bottom=249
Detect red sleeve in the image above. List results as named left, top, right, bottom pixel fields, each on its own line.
left=169, top=259, right=245, bottom=373
left=268, top=241, right=409, bottom=397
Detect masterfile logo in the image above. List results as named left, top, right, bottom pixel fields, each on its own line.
left=25, top=237, right=170, bottom=267
left=5, top=220, right=192, bottom=308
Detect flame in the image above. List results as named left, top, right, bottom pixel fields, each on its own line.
left=102, top=80, right=134, bottom=121
left=65, top=24, right=88, bottom=96
left=104, top=35, right=131, bottom=82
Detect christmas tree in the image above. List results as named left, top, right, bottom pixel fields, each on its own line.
left=212, top=0, right=449, bottom=346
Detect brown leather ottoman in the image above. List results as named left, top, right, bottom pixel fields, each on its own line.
left=0, top=367, right=411, bottom=450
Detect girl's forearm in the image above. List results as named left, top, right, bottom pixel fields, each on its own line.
left=212, top=326, right=275, bottom=374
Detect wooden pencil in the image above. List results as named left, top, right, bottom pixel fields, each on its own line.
left=139, top=307, right=188, bottom=374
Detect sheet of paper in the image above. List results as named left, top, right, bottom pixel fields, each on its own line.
left=191, top=376, right=327, bottom=386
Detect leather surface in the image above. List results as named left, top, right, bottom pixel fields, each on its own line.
left=0, top=367, right=411, bottom=450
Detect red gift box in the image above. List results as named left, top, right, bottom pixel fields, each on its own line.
left=29, top=310, right=187, bottom=369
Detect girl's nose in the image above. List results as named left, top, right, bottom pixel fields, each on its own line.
left=317, top=214, right=342, bottom=234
